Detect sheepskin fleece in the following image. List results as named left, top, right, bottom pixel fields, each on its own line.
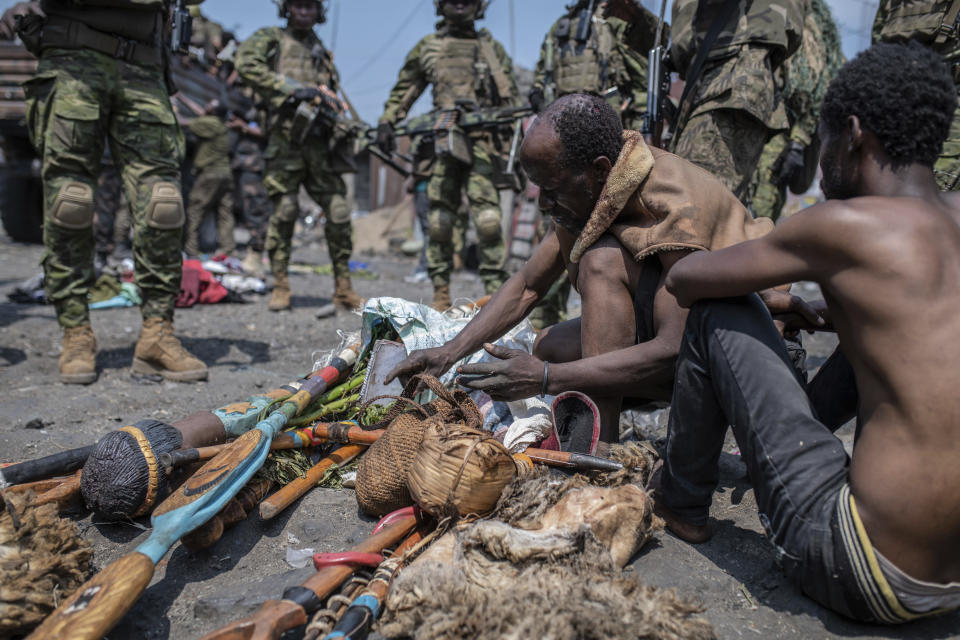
left=378, top=456, right=714, bottom=640
left=0, top=491, right=93, bottom=636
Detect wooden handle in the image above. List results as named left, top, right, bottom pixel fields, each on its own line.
left=35, top=470, right=82, bottom=507
left=27, top=552, right=155, bottom=640
left=259, top=444, right=366, bottom=520
left=201, top=515, right=416, bottom=640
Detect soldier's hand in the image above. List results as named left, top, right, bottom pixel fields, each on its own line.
left=376, top=122, right=395, bottom=155
left=528, top=88, right=545, bottom=114
left=0, top=2, right=43, bottom=40
left=776, top=141, right=806, bottom=186
left=291, top=86, right=321, bottom=103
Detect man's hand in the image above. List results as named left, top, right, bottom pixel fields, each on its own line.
left=456, top=344, right=545, bottom=401
left=776, top=141, right=805, bottom=186
left=385, top=345, right=458, bottom=385
left=0, top=2, right=43, bottom=40
left=376, top=122, right=395, bottom=155
left=758, top=288, right=829, bottom=333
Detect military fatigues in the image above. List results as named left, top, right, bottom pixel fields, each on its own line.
left=873, top=0, right=960, bottom=190
left=669, top=0, right=803, bottom=202
left=532, top=1, right=659, bottom=130
left=529, top=2, right=661, bottom=328
left=235, top=26, right=353, bottom=281
left=24, top=2, right=186, bottom=328
left=232, top=123, right=271, bottom=253
left=379, top=22, right=516, bottom=294
left=185, top=114, right=235, bottom=256
left=748, top=0, right=844, bottom=219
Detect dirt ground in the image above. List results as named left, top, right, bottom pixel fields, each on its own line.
left=1, top=226, right=957, bottom=640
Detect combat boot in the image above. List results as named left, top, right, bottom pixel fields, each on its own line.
left=333, top=276, right=364, bottom=311
left=269, top=273, right=291, bottom=311
left=431, top=283, right=451, bottom=311
left=242, top=249, right=264, bottom=277
left=133, top=318, right=208, bottom=382
left=59, top=325, right=97, bottom=385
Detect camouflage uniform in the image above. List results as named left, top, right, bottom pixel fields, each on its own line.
left=184, top=114, right=235, bottom=256
left=669, top=0, right=803, bottom=201
left=532, top=0, right=660, bottom=130
left=232, top=122, right=271, bottom=253
left=873, top=0, right=960, bottom=190
left=748, top=0, right=844, bottom=219
left=379, top=21, right=516, bottom=294
left=23, top=3, right=186, bottom=329
left=235, top=25, right=353, bottom=281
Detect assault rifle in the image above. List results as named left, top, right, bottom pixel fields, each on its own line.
left=643, top=0, right=669, bottom=146
left=169, top=0, right=193, bottom=55
left=387, top=100, right=533, bottom=176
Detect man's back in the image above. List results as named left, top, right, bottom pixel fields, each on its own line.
left=814, top=193, right=960, bottom=583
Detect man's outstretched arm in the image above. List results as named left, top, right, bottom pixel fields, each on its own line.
left=386, top=230, right=567, bottom=383
left=665, top=203, right=848, bottom=308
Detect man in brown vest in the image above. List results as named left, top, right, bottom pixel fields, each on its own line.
left=388, top=94, right=811, bottom=452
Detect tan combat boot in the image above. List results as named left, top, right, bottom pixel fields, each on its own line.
left=133, top=318, right=208, bottom=382
left=431, top=283, right=451, bottom=311
left=333, top=276, right=364, bottom=311
left=269, top=273, right=292, bottom=311
left=242, top=249, right=264, bottom=277
left=59, top=325, right=97, bottom=384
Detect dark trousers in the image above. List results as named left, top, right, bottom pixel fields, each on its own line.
left=660, top=295, right=885, bottom=621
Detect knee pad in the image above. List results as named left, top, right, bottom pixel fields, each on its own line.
left=145, top=182, right=185, bottom=230
left=427, top=208, right=454, bottom=243
left=475, top=207, right=502, bottom=242
left=274, top=193, right=299, bottom=223
left=49, top=182, right=94, bottom=229
left=326, top=194, right=351, bottom=224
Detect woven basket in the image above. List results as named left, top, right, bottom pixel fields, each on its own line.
left=408, top=421, right=517, bottom=519
left=355, top=374, right=482, bottom=516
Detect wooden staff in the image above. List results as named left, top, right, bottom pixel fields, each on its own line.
left=28, top=347, right=359, bottom=640
left=259, top=444, right=367, bottom=520
left=199, top=514, right=418, bottom=640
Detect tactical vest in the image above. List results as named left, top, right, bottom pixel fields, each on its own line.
left=550, top=12, right=617, bottom=96
left=41, top=0, right=163, bottom=44
left=876, top=0, right=960, bottom=58
left=424, top=31, right=512, bottom=109
left=275, top=28, right=335, bottom=88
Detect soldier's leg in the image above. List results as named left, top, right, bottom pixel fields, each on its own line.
left=184, top=169, right=218, bottom=256
left=934, top=97, right=960, bottom=191
left=673, top=108, right=771, bottom=203
left=24, top=51, right=107, bottom=331
left=303, top=148, right=362, bottom=310
left=426, top=155, right=464, bottom=306
left=466, top=143, right=508, bottom=293
left=747, top=132, right=789, bottom=220
left=111, top=58, right=206, bottom=381
left=240, top=170, right=271, bottom=252
left=263, top=135, right=306, bottom=283
left=214, top=171, right=236, bottom=256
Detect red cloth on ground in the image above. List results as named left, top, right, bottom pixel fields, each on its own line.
left=176, top=259, right=228, bottom=307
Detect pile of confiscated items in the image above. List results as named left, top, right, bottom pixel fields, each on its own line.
left=0, top=296, right=714, bottom=640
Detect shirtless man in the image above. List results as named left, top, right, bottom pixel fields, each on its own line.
left=388, top=93, right=781, bottom=449
left=656, top=42, right=960, bottom=622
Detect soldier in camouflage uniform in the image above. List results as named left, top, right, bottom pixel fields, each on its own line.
left=376, top=0, right=515, bottom=310
left=748, top=0, right=844, bottom=220
left=236, top=0, right=363, bottom=312
left=530, top=0, right=661, bottom=130
left=0, top=0, right=207, bottom=384
left=229, top=110, right=271, bottom=276
left=669, top=0, right=804, bottom=202
left=527, top=0, right=663, bottom=329
left=873, top=0, right=960, bottom=191
left=184, top=99, right=235, bottom=257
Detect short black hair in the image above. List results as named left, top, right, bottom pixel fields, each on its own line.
left=540, top=93, right=624, bottom=170
left=820, top=41, right=956, bottom=168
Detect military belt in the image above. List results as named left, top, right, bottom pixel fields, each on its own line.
left=42, top=16, right=162, bottom=67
